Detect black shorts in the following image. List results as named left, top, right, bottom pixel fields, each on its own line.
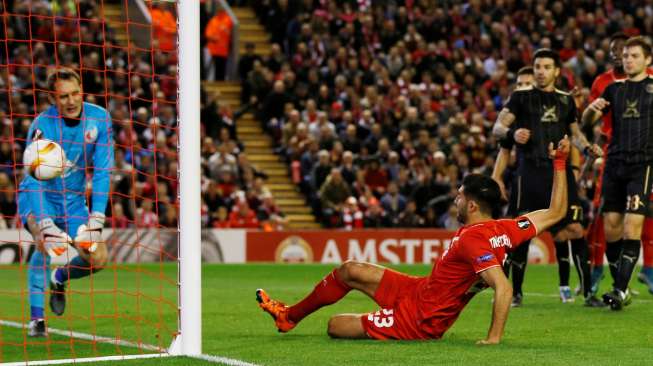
left=601, top=160, right=652, bottom=216
left=510, top=162, right=582, bottom=234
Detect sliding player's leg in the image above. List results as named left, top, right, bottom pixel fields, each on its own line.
left=328, top=267, right=424, bottom=340
left=257, top=261, right=390, bottom=333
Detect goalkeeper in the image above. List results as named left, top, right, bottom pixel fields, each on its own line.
left=17, top=67, right=114, bottom=337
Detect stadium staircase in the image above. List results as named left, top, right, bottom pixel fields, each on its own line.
left=103, top=4, right=318, bottom=229
left=202, top=7, right=319, bottom=229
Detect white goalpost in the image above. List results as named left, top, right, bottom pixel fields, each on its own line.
left=172, top=0, right=202, bottom=357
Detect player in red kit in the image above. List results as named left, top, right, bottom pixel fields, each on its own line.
left=256, top=137, right=572, bottom=343
left=585, top=33, right=653, bottom=295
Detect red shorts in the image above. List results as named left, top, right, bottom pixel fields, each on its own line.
left=361, top=269, right=432, bottom=340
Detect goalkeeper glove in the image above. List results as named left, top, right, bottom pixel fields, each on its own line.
left=74, top=212, right=105, bottom=253
left=39, top=218, right=72, bottom=257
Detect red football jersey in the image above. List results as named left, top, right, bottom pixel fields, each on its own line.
left=415, top=216, right=537, bottom=337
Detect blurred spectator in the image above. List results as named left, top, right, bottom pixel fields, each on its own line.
left=318, top=168, right=351, bottom=227
left=150, top=3, right=177, bottom=52
left=205, top=4, right=233, bottom=80
left=380, top=182, right=407, bottom=226
left=110, top=202, right=131, bottom=229
left=228, top=199, right=260, bottom=229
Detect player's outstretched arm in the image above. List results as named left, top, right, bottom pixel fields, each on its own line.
left=523, top=136, right=570, bottom=235
left=477, top=266, right=512, bottom=345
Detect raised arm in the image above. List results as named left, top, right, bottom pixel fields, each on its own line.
left=492, top=108, right=516, bottom=139
left=477, top=266, right=512, bottom=345
left=523, top=136, right=570, bottom=235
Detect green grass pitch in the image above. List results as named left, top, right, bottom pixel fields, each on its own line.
left=1, top=263, right=652, bottom=365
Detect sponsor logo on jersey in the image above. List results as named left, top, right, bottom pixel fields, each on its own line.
left=84, top=127, right=98, bottom=143
left=476, top=253, right=495, bottom=263
left=623, top=100, right=640, bottom=119
left=517, top=219, right=530, bottom=229
left=646, top=84, right=653, bottom=93
left=541, top=105, right=558, bottom=123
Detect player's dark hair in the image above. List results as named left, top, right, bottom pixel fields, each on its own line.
left=624, top=36, right=652, bottom=57
left=461, top=174, right=503, bottom=219
left=533, top=48, right=561, bottom=68
left=46, top=67, right=81, bottom=92
left=517, top=66, right=534, bottom=76
left=610, top=32, right=628, bottom=44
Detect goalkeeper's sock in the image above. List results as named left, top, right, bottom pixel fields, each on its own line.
left=28, top=251, right=51, bottom=320
left=554, top=240, right=570, bottom=287
left=288, top=268, right=352, bottom=324
left=55, top=256, right=99, bottom=283
left=31, top=306, right=44, bottom=320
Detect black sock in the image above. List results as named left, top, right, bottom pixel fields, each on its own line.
left=511, top=240, right=530, bottom=295
left=606, top=239, right=623, bottom=287
left=615, top=239, right=641, bottom=292
left=502, top=256, right=512, bottom=277
left=555, top=240, right=570, bottom=286
left=571, top=238, right=592, bottom=297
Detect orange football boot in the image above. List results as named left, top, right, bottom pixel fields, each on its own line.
left=256, top=289, right=296, bottom=333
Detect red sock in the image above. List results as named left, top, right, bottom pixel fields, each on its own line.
left=642, top=218, right=653, bottom=268
left=588, top=218, right=606, bottom=266
left=288, top=269, right=352, bottom=324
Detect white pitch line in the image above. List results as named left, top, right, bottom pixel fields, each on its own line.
left=1, top=353, right=170, bottom=366
left=1, top=320, right=262, bottom=366
left=0, top=320, right=164, bottom=352
left=190, top=353, right=263, bottom=366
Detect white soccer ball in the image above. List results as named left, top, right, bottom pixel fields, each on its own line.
left=23, top=139, right=67, bottom=180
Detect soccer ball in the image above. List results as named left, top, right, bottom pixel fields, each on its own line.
left=23, top=139, right=66, bottom=180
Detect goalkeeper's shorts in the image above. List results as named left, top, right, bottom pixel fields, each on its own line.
left=18, top=192, right=89, bottom=237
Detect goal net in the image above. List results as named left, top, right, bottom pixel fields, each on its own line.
left=0, top=0, right=200, bottom=363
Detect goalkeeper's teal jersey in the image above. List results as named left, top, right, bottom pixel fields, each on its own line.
left=18, top=102, right=114, bottom=226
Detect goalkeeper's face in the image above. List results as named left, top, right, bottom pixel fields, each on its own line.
left=54, top=79, right=83, bottom=119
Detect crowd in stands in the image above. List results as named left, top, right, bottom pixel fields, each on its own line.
left=240, top=0, right=651, bottom=228
left=1, top=0, right=651, bottom=231
left=0, top=0, right=280, bottom=230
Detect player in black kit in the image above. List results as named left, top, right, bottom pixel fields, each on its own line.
left=493, top=49, right=604, bottom=307
left=582, top=36, right=653, bottom=310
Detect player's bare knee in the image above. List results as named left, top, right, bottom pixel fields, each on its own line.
left=566, top=223, right=584, bottom=239
left=623, top=223, right=644, bottom=241
left=553, top=231, right=568, bottom=242
left=326, top=316, right=341, bottom=338
left=337, top=260, right=362, bottom=285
